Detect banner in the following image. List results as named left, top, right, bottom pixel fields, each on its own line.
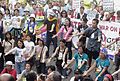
left=71, top=18, right=120, bottom=56
left=103, top=0, right=114, bottom=12
left=72, top=0, right=80, bottom=9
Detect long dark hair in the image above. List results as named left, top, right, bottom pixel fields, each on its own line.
left=37, top=38, right=44, bottom=46
left=5, top=32, right=12, bottom=41
left=5, top=8, right=10, bottom=15
left=60, top=10, right=68, bottom=18
left=17, top=39, right=25, bottom=49
left=65, top=17, right=71, bottom=27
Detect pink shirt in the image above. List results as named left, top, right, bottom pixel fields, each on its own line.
left=56, top=26, right=73, bottom=40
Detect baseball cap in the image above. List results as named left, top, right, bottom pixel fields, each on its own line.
left=30, top=14, right=35, bottom=18
left=100, top=48, right=108, bottom=56
left=24, top=8, right=29, bottom=12
left=48, top=10, right=55, bottom=16
left=6, top=61, right=14, bottom=66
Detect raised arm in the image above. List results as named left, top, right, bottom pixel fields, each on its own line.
left=5, top=47, right=16, bottom=56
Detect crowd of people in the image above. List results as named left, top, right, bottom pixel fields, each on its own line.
left=0, top=0, right=120, bottom=81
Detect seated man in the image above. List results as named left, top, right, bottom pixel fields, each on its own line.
left=1, top=61, right=17, bottom=80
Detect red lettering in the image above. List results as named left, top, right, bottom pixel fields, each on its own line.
left=110, top=27, right=117, bottom=32
left=99, top=25, right=109, bottom=30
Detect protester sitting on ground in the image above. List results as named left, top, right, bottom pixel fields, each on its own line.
left=103, top=74, right=114, bottom=81
left=64, top=45, right=88, bottom=74
left=0, top=73, right=15, bottom=81
left=47, top=65, right=56, bottom=75
left=37, top=74, right=46, bottom=81
left=46, top=71, right=62, bottom=81
left=70, top=70, right=83, bottom=81
left=1, top=61, right=17, bottom=80
left=26, top=71, right=37, bottom=81
left=48, top=39, right=68, bottom=76
left=83, top=48, right=110, bottom=81
left=17, top=62, right=35, bottom=81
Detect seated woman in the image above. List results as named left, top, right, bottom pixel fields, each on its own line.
left=48, top=39, right=68, bottom=76
left=17, top=62, right=36, bottom=81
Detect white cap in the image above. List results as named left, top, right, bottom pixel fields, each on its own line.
left=24, top=8, right=29, bottom=12
left=52, top=6, right=59, bottom=11
left=6, top=61, right=14, bottom=66
left=48, top=9, right=55, bottom=16
left=30, top=14, right=35, bottom=18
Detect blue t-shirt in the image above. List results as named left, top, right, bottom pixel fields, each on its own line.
left=74, top=52, right=88, bottom=73
left=95, top=57, right=110, bottom=81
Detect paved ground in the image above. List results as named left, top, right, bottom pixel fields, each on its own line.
left=46, top=44, right=120, bottom=81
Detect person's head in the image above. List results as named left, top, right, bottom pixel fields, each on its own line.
left=60, top=10, right=67, bottom=18
left=32, top=3, right=36, bottom=9
left=37, top=38, right=44, bottom=46
left=0, top=73, right=15, bottom=81
left=109, top=11, right=115, bottom=17
left=38, top=74, right=46, bottom=81
left=81, top=17, right=88, bottom=26
left=22, top=31, right=27, bottom=37
left=30, top=14, right=35, bottom=22
left=24, top=8, right=30, bottom=15
left=26, top=34, right=31, bottom=41
left=65, top=17, right=71, bottom=27
left=5, top=32, right=12, bottom=41
left=80, top=6, right=84, bottom=14
left=98, top=6, right=103, bottom=12
left=26, top=72, right=37, bottom=81
left=17, top=39, right=25, bottom=48
left=5, top=9, right=10, bottom=15
left=25, top=62, right=32, bottom=72
left=47, top=65, right=56, bottom=74
left=60, top=39, right=66, bottom=47
left=15, top=2, right=21, bottom=8
left=103, top=74, right=114, bottom=81
left=14, top=9, right=19, bottom=16
left=117, top=10, right=120, bottom=17
left=82, top=76, right=93, bottom=81
left=49, top=10, right=55, bottom=19
left=46, top=71, right=61, bottom=81
left=74, top=70, right=81, bottom=81
left=78, top=45, right=84, bottom=54
left=92, top=19, right=99, bottom=28
left=48, top=2, right=53, bottom=9
left=5, top=61, right=13, bottom=71
left=99, top=48, right=108, bottom=59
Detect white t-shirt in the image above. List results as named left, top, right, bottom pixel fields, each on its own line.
left=5, top=47, right=26, bottom=62
left=24, top=41, right=35, bottom=55
left=10, top=16, right=23, bottom=28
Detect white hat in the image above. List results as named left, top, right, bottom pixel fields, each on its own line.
left=24, top=8, right=29, bottom=12
left=48, top=10, right=55, bottom=16
left=6, top=61, right=14, bottom=66
left=52, top=6, right=59, bottom=11
left=30, top=14, right=35, bottom=18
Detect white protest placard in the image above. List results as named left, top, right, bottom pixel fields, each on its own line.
left=103, top=0, right=114, bottom=12
left=72, top=0, right=80, bottom=9
left=86, top=10, right=97, bottom=20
